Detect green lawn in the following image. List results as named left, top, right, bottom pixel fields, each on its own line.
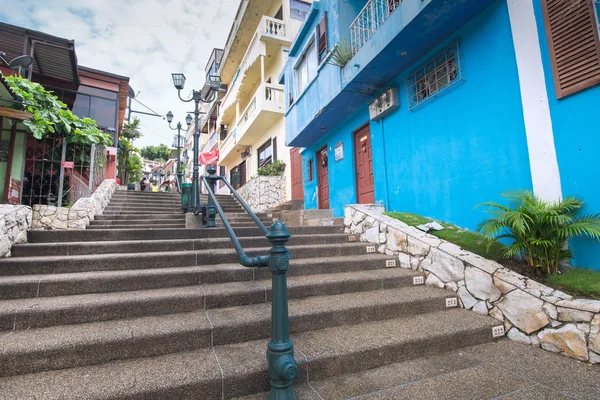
left=384, top=212, right=505, bottom=261
left=547, top=269, right=600, bottom=300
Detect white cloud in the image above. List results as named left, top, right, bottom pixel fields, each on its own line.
left=0, top=0, right=239, bottom=149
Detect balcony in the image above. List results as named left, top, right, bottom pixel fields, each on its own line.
left=350, top=0, right=402, bottom=56
left=220, top=82, right=285, bottom=164
left=219, top=16, right=290, bottom=122
left=286, top=0, right=497, bottom=147
left=201, top=131, right=218, bottom=153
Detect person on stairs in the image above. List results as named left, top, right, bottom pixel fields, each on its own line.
left=140, top=177, right=148, bottom=192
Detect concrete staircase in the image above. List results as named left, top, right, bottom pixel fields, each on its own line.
left=0, top=191, right=501, bottom=399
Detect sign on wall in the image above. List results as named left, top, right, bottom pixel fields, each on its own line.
left=334, top=141, right=344, bottom=162
left=61, top=161, right=74, bottom=169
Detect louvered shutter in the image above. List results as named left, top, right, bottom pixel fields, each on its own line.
left=542, top=0, right=600, bottom=98
left=317, top=12, right=328, bottom=64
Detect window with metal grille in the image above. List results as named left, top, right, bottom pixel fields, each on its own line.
left=406, top=42, right=461, bottom=110
left=541, top=0, right=600, bottom=98
left=308, top=158, right=314, bottom=182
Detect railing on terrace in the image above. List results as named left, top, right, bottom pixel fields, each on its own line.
left=219, top=16, right=289, bottom=118
left=238, top=98, right=257, bottom=131
left=202, top=131, right=218, bottom=153
left=265, top=83, right=284, bottom=102
left=220, top=83, right=285, bottom=159
left=200, top=165, right=297, bottom=397
left=350, top=0, right=402, bottom=56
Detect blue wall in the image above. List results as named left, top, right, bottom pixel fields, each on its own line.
left=304, top=1, right=534, bottom=234
left=302, top=108, right=371, bottom=215
left=532, top=1, right=600, bottom=269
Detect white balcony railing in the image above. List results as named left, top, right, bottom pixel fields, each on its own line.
left=202, top=131, right=218, bottom=153
left=220, top=83, right=284, bottom=161
left=264, top=16, right=287, bottom=37
left=350, top=0, right=402, bottom=56
left=219, top=16, right=289, bottom=119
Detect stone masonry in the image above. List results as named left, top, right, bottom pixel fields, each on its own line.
left=345, top=204, right=600, bottom=364
left=237, top=175, right=286, bottom=214
left=0, top=205, right=32, bottom=257
left=32, top=179, right=118, bottom=230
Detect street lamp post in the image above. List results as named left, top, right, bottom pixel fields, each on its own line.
left=170, top=73, right=221, bottom=214
left=166, top=111, right=192, bottom=192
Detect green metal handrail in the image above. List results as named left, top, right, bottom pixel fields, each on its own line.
left=200, top=165, right=298, bottom=399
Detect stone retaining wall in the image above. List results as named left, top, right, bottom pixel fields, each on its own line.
left=32, top=179, right=118, bottom=230
left=237, top=176, right=286, bottom=213
left=0, top=205, right=32, bottom=257
left=345, top=204, right=600, bottom=364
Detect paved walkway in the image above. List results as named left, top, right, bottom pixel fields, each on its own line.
left=242, top=339, right=600, bottom=399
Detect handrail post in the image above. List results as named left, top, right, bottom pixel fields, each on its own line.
left=266, top=221, right=297, bottom=399
left=205, top=165, right=218, bottom=228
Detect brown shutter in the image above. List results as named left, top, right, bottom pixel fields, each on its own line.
left=542, top=0, right=600, bottom=98
left=317, top=12, right=328, bottom=63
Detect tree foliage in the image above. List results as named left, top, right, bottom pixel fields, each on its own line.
left=121, top=118, right=142, bottom=141
left=4, top=75, right=113, bottom=146
left=117, top=118, right=144, bottom=185
left=478, top=190, right=600, bottom=274
left=140, top=143, right=171, bottom=162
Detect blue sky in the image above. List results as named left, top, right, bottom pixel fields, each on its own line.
left=0, top=0, right=239, bottom=148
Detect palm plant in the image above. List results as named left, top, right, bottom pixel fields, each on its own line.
left=477, top=190, right=600, bottom=274
left=328, top=38, right=353, bottom=68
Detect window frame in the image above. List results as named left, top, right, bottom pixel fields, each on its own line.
left=258, top=139, right=274, bottom=169
left=294, top=39, right=317, bottom=97
left=406, top=42, right=461, bottom=110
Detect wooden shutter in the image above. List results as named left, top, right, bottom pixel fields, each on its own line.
left=317, top=12, right=328, bottom=63
left=542, top=0, right=600, bottom=98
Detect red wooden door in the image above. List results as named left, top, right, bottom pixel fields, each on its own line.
left=290, top=148, right=304, bottom=201
left=316, top=146, right=330, bottom=209
left=354, top=126, right=374, bottom=204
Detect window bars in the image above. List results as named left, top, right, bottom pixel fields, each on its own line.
left=407, top=42, right=462, bottom=110
left=350, top=0, right=402, bottom=56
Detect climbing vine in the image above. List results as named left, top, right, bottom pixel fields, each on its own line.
left=4, top=75, right=113, bottom=146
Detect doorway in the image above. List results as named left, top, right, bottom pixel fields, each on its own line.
left=316, top=145, right=330, bottom=209
left=354, top=125, right=374, bottom=204
left=290, top=148, right=304, bottom=201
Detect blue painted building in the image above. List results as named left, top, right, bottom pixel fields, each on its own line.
left=281, top=0, right=600, bottom=269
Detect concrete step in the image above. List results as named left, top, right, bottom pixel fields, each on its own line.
left=103, top=206, right=188, bottom=213
left=27, top=225, right=345, bottom=243
left=10, top=233, right=351, bottom=257
left=0, top=254, right=395, bottom=299
left=103, top=206, right=244, bottom=213
left=94, top=214, right=187, bottom=221
left=0, top=243, right=379, bottom=276
left=107, top=201, right=183, bottom=207
left=0, top=284, right=446, bottom=376
left=0, top=309, right=497, bottom=399
left=244, top=343, right=522, bottom=400
left=0, top=263, right=403, bottom=330
left=85, top=222, right=264, bottom=230
left=87, top=223, right=187, bottom=230
left=92, top=212, right=271, bottom=222
left=88, top=219, right=188, bottom=226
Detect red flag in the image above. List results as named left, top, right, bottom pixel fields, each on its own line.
left=199, top=149, right=219, bottom=166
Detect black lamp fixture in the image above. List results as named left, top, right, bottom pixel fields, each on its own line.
left=171, top=73, right=186, bottom=91
left=166, top=110, right=192, bottom=193
left=171, top=71, right=222, bottom=214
